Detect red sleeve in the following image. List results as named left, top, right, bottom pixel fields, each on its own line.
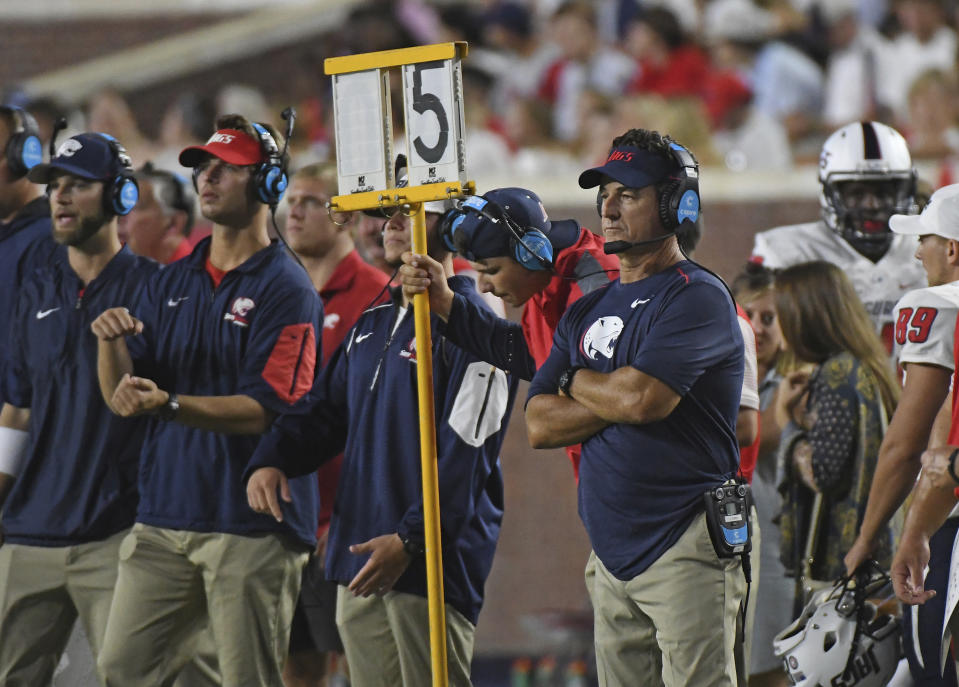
left=261, top=323, right=317, bottom=404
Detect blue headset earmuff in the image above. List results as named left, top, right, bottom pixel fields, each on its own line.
left=96, top=133, right=139, bottom=216
left=658, top=142, right=700, bottom=232
left=250, top=122, right=288, bottom=207
left=444, top=194, right=554, bottom=272
left=1, top=106, right=43, bottom=179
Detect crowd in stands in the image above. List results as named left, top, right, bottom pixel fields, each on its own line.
left=8, top=0, right=959, bottom=185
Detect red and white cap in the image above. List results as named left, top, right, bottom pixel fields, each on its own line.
left=179, top=129, right=264, bottom=168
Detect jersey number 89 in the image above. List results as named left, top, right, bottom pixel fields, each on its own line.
left=895, top=307, right=938, bottom=345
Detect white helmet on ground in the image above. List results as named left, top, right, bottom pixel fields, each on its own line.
left=819, top=121, right=917, bottom=261
left=774, top=571, right=901, bottom=687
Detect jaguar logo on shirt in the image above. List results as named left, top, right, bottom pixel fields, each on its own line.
left=324, top=313, right=340, bottom=330
left=580, top=316, right=623, bottom=360
left=399, top=338, right=417, bottom=363
left=223, top=297, right=256, bottom=327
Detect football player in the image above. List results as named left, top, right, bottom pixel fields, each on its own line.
left=751, top=121, right=926, bottom=349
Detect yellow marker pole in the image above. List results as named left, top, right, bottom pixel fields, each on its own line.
left=409, top=202, right=449, bottom=687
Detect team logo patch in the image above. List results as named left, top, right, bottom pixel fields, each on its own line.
left=324, top=313, right=340, bottom=330
left=208, top=132, right=235, bottom=144
left=580, top=316, right=623, bottom=360
left=399, top=338, right=417, bottom=363
left=224, top=297, right=255, bottom=327
left=56, top=139, right=83, bottom=158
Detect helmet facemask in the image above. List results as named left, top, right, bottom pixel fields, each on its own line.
left=822, top=175, right=916, bottom=261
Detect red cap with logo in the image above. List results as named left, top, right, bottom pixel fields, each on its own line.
left=178, top=129, right=264, bottom=168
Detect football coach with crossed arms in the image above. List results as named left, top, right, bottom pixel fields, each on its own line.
left=92, top=113, right=322, bottom=686
left=525, top=128, right=745, bottom=687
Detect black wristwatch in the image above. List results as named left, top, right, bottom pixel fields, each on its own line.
left=401, top=535, right=424, bottom=557
left=157, top=392, right=179, bottom=422
left=558, top=366, right=583, bottom=397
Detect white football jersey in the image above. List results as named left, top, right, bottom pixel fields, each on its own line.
left=752, top=220, right=927, bottom=344
left=892, top=282, right=959, bottom=372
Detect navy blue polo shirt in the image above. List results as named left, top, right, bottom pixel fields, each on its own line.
left=3, top=247, right=156, bottom=546
left=0, top=197, right=61, bottom=406
left=528, top=261, right=743, bottom=580
left=128, top=237, right=322, bottom=547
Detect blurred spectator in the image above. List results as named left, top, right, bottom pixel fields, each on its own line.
left=480, top=2, right=559, bottom=116
left=151, top=92, right=215, bottom=174
left=904, top=68, right=959, bottom=159
left=461, top=65, right=512, bottom=176
left=610, top=94, right=720, bottom=165
left=876, top=0, right=956, bottom=121
left=119, top=163, right=196, bottom=264
left=710, top=75, right=794, bottom=171
left=705, top=0, right=823, bottom=141
left=537, top=1, right=636, bottom=141
left=623, top=6, right=710, bottom=98
left=503, top=97, right=581, bottom=176
left=215, top=83, right=270, bottom=124
left=85, top=89, right=158, bottom=167
left=820, top=0, right=886, bottom=127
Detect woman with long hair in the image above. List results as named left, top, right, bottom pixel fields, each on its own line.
left=773, top=261, right=898, bottom=603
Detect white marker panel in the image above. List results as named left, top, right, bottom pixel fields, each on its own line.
left=401, top=58, right=466, bottom=188
left=332, top=68, right=394, bottom=195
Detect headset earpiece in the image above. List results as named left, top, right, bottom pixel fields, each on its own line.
left=250, top=122, right=288, bottom=206
left=440, top=208, right=465, bottom=253
left=658, top=142, right=700, bottom=231
left=511, top=226, right=552, bottom=271
left=1, top=106, right=43, bottom=179
left=97, top=134, right=139, bottom=216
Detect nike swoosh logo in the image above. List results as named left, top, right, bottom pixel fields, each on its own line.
left=631, top=298, right=651, bottom=308
left=167, top=297, right=189, bottom=307
left=355, top=332, right=373, bottom=342
left=36, top=308, right=60, bottom=319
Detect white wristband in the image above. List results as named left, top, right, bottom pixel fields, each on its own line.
left=0, top=426, right=29, bottom=477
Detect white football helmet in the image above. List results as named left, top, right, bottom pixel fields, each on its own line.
left=774, top=574, right=901, bottom=687
left=819, top=121, right=917, bottom=260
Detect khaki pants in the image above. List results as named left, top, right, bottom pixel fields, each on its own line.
left=97, top=524, right=307, bottom=687
left=0, top=529, right=127, bottom=687
left=586, top=512, right=746, bottom=687
left=335, top=585, right=475, bottom=687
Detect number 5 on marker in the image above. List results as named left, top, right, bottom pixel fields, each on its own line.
left=402, top=58, right=466, bottom=188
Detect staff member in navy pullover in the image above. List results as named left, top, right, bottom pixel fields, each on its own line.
left=247, top=206, right=517, bottom=686
left=92, top=114, right=322, bottom=687
left=0, top=105, right=59, bottom=506
left=526, top=129, right=745, bottom=687
left=0, top=132, right=155, bottom=685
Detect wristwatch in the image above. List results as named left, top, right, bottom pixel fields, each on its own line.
left=401, top=535, right=424, bottom=557
left=558, top=366, right=583, bottom=397
left=157, top=392, right=179, bottom=422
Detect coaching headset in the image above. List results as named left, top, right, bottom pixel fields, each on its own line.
left=442, top=188, right=555, bottom=272
left=1, top=105, right=43, bottom=179
left=593, top=141, right=700, bottom=254
left=249, top=120, right=289, bottom=207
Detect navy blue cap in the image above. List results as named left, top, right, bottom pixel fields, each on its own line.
left=28, top=133, right=123, bottom=184
left=578, top=146, right=675, bottom=189
left=447, top=187, right=550, bottom=260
